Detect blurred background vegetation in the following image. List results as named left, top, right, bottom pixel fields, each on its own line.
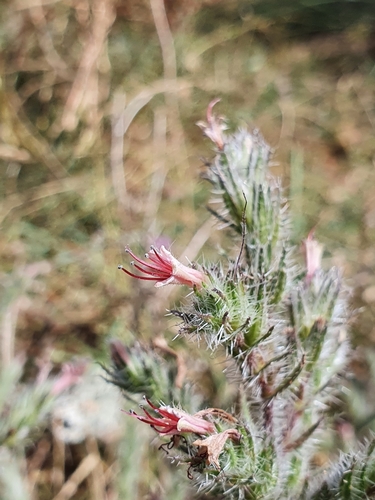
left=1, top=0, right=375, bottom=498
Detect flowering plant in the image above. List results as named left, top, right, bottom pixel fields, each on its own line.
left=108, top=101, right=375, bottom=499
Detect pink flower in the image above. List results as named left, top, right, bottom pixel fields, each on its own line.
left=303, top=230, right=323, bottom=283
left=118, top=245, right=206, bottom=288
left=51, top=360, right=87, bottom=395
left=193, top=428, right=241, bottom=470
left=123, top=398, right=216, bottom=436
left=196, top=98, right=227, bottom=150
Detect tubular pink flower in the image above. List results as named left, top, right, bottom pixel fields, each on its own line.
left=118, top=245, right=206, bottom=288
left=196, top=98, right=227, bottom=150
left=123, top=398, right=216, bottom=436
left=303, top=230, right=323, bottom=283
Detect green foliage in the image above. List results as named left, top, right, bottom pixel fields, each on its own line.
left=245, top=0, right=375, bottom=36
left=0, top=361, right=52, bottom=448
left=0, top=361, right=52, bottom=500
left=309, top=438, right=375, bottom=499
left=104, top=341, right=184, bottom=404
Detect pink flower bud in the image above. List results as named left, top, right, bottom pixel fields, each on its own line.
left=196, top=99, right=227, bottom=151
left=303, top=230, right=323, bottom=283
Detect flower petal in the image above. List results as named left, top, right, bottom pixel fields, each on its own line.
left=193, top=429, right=241, bottom=470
